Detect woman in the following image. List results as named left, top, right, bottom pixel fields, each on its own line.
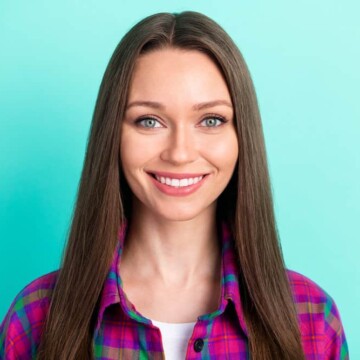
left=0, top=11, right=348, bottom=359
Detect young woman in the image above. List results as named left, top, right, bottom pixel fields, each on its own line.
left=0, top=11, right=348, bottom=360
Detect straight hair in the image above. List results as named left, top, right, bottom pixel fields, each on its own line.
left=37, top=11, right=305, bottom=359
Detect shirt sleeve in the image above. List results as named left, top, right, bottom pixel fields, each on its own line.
left=0, top=293, right=38, bottom=359
left=0, top=299, right=20, bottom=360
left=323, top=295, right=349, bottom=360
left=0, top=273, right=56, bottom=359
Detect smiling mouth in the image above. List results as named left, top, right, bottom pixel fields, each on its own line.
left=148, top=173, right=208, bottom=188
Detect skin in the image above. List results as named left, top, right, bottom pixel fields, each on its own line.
left=119, top=48, right=238, bottom=323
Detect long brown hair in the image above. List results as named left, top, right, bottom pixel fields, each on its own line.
left=37, top=11, right=305, bottom=359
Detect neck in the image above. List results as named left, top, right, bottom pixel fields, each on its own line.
left=120, top=208, right=221, bottom=287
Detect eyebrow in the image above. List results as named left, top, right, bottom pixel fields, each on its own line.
left=126, top=100, right=233, bottom=111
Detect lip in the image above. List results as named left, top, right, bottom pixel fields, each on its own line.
left=147, top=171, right=208, bottom=179
left=147, top=172, right=209, bottom=197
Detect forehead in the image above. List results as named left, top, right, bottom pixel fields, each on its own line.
left=127, top=48, right=231, bottom=105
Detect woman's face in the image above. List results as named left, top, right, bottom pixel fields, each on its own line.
left=120, top=48, right=238, bottom=222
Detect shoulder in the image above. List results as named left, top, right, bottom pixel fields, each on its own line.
left=286, top=269, right=349, bottom=359
left=286, top=269, right=331, bottom=303
left=0, top=270, right=59, bottom=359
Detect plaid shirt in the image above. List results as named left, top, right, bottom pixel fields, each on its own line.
left=0, top=223, right=349, bottom=359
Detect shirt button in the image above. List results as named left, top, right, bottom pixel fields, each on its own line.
left=193, top=338, right=204, bottom=352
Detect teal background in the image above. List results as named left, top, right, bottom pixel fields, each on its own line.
left=0, top=0, right=358, bottom=356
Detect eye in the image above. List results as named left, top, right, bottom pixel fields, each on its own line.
left=199, top=116, right=226, bottom=127
left=135, top=117, right=163, bottom=128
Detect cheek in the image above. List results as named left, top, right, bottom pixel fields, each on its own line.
left=206, top=133, right=238, bottom=172
left=119, top=137, right=130, bottom=172
left=120, top=131, right=140, bottom=179
left=120, top=132, right=152, bottom=172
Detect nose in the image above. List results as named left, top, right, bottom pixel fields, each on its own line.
left=160, top=124, right=198, bottom=165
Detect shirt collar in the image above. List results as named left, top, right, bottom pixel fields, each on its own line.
left=94, top=221, right=248, bottom=338
left=217, top=222, right=248, bottom=336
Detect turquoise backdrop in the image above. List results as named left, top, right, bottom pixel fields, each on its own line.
left=0, top=0, right=359, bottom=356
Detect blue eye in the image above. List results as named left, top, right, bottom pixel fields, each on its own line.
left=136, top=117, right=162, bottom=128
left=200, top=116, right=225, bottom=127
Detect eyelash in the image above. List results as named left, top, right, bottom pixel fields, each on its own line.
left=135, top=116, right=162, bottom=128
left=200, top=115, right=227, bottom=127
left=134, top=114, right=227, bottom=128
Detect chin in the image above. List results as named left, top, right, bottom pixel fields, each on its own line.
left=154, top=204, right=213, bottom=223
left=160, top=214, right=199, bottom=222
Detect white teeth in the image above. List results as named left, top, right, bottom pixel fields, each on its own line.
left=154, top=175, right=204, bottom=187
left=179, top=179, right=188, bottom=187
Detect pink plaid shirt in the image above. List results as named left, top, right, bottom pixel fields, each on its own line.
left=0, top=223, right=348, bottom=359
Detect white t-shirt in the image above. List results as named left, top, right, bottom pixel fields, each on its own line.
left=151, top=319, right=196, bottom=360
